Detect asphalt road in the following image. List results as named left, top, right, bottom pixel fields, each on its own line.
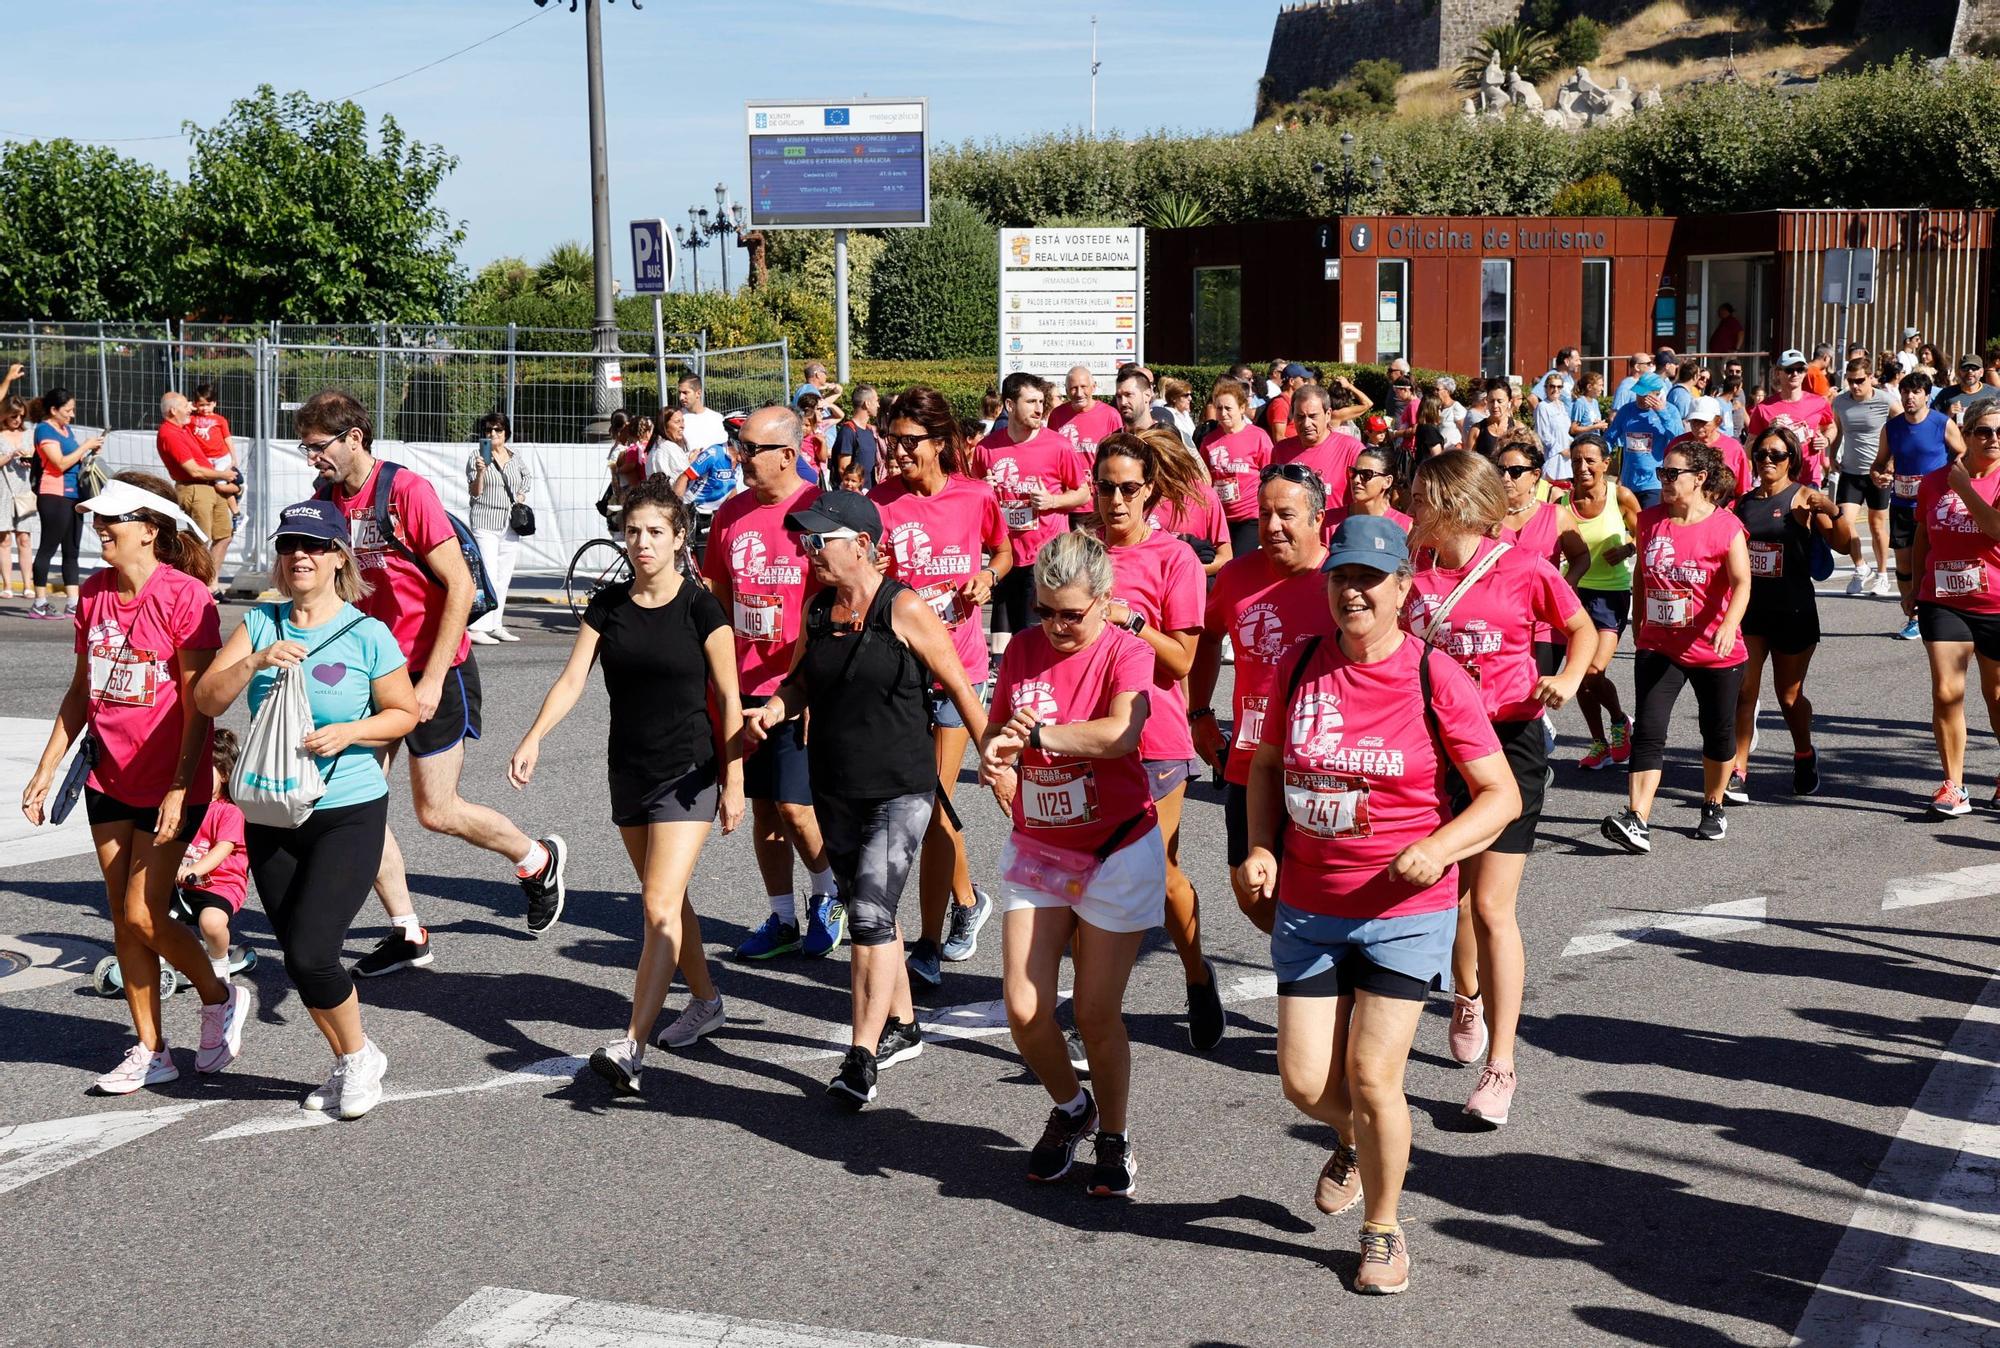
left=0, top=572, right=1995, bottom=1348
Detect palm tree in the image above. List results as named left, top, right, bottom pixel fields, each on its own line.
left=1455, top=23, right=1559, bottom=89
left=534, top=241, right=593, bottom=301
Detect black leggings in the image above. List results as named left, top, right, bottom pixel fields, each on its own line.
left=246, top=794, right=389, bottom=1010
left=33, top=493, right=79, bottom=590
left=1630, top=649, right=1745, bottom=772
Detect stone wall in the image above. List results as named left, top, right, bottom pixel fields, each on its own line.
left=1951, top=0, right=2000, bottom=54
left=1261, top=0, right=1523, bottom=107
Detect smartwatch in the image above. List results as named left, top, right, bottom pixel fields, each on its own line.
left=1028, top=723, right=1044, bottom=751
left=1124, top=611, right=1147, bottom=635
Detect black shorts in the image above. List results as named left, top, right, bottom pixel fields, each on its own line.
left=741, top=694, right=813, bottom=805
left=610, top=761, right=719, bottom=827
left=1579, top=588, right=1630, bottom=634
left=1447, top=717, right=1546, bottom=856
left=177, top=887, right=236, bottom=919
left=407, top=655, right=483, bottom=759
left=1919, top=601, right=2000, bottom=661
left=1836, top=473, right=1891, bottom=511
left=1742, top=595, right=1821, bottom=655
left=83, top=786, right=202, bottom=843
left=1891, top=508, right=1919, bottom=551
left=991, top=565, right=1032, bottom=634
left=1225, top=780, right=1249, bottom=866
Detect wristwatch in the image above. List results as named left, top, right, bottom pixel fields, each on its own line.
left=1028, top=723, right=1044, bottom=751
left=1123, top=611, right=1147, bottom=635
left=1188, top=707, right=1216, bottom=724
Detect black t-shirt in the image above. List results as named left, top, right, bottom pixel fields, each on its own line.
left=1414, top=424, right=1446, bottom=457
left=585, top=578, right=728, bottom=781
left=1935, top=384, right=1988, bottom=422
left=796, top=581, right=935, bottom=799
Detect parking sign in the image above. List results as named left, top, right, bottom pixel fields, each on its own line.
left=629, top=219, right=673, bottom=295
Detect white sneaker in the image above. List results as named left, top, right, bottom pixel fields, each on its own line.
left=302, top=1059, right=345, bottom=1112
left=1846, top=570, right=1868, bottom=596
left=589, top=1036, right=645, bottom=1094
left=467, top=629, right=500, bottom=645
left=494, top=627, right=521, bottom=642
left=655, top=996, right=726, bottom=1049
left=336, top=1040, right=388, bottom=1119
left=95, top=1042, right=177, bottom=1095
left=1221, top=636, right=1235, bottom=666
left=195, top=983, right=251, bottom=1073
left=1872, top=570, right=1897, bottom=597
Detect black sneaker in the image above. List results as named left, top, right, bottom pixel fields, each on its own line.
left=1722, top=771, right=1749, bottom=805
left=351, top=929, right=433, bottom=978
left=1793, top=748, right=1820, bottom=796
left=521, top=835, right=568, bottom=935
left=1186, top=957, right=1226, bottom=1052
left=1600, top=808, right=1651, bottom=854
left=1026, top=1091, right=1097, bottom=1182
left=1064, top=1025, right=1090, bottom=1074
left=826, top=1045, right=877, bottom=1110
left=1696, top=802, right=1728, bottom=840
left=1086, top=1131, right=1136, bottom=1198
left=875, top=1016, right=925, bottom=1069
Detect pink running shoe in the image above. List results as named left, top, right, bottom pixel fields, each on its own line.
left=1464, top=1062, right=1518, bottom=1127
left=1447, top=992, right=1487, bottom=1066
left=95, top=1042, right=177, bottom=1095
left=1933, top=780, right=1973, bottom=817
left=195, top=984, right=251, bottom=1073
left=1608, top=718, right=1632, bottom=764
left=1579, top=739, right=1612, bottom=771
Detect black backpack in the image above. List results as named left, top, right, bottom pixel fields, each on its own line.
left=319, top=460, right=497, bottom=624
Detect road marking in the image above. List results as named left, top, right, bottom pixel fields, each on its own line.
left=1560, top=897, right=1768, bottom=958
left=1882, top=862, right=2000, bottom=911
left=1789, top=972, right=2000, bottom=1346
left=203, top=1055, right=586, bottom=1140
left=0, top=716, right=92, bottom=869
left=0, top=934, right=109, bottom=995
left=414, top=1285, right=985, bottom=1347
left=0, top=1100, right=221, bottom=1197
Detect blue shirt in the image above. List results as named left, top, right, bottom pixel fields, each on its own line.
left=685, top=444, right=737, bottom=511
left=1885, top=411, right=1952, bottom=508
left=243, top=603, right=405, bottom=811
left=1611, top=377, right=1640, bottom=413
left=1607, top=403, right=1686, bottom=493
left=33, top=422, right=80, bottom=497
left=1569, top=396, right=1601, bottom=432
left=1666, top=385, right=1694, bottom=420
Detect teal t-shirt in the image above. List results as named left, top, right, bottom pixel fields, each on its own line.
left=243, top=602, right=405, bottom=811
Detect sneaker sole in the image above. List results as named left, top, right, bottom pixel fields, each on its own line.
left=1599, top=819, right=1650, bottom=854
left=1088, top=1166, right=1137, bottom=1199
left=876, top=1039, right=925, bottom=1069
left=1355, top=1275, right=1410, bottom=1296
left=588, top=1050, right=642, bottom=1096
left=1462, top=1104, right=1509, bottom=1128
left=658, top=1013, right=726, bottom=1051
left=351, top=951, right=434, bottom=978
left=733, top=941, right=802, bottom=961
left=827, top=1080, right=876, bottom=1110
left=95, top=1068, right=179, bottom=1095
left=337, top=1092, right=382, bottom=1121
left=1934, top=801, right=1973, bottom=816
left=800, top=932, right=846, bottom=958
left=525, top=836, right=568, bottom=936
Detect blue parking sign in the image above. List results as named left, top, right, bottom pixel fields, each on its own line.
left=629, top=218, right=672, bottom=295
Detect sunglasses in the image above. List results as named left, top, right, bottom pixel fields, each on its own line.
left=1498, top=464, right=1538, bottom=479
left=1033, top=602, right=1094, bottom=626
left=1095, top=479, right=1145, bottom=498
left=92, top=511, right=148, bottom=526
left=1260, top=463, right=1325, bottom=489
left=801, top=529, right=861, bottom=550
left=1752, top=449, right=1793, bottom=465
left=1969, top=426, right=2000, bottom=440
left=1348, top=467, right=1391, bottom=482
left=1656, top=466, right=1701, bottom=482
left=275, top=536, right=337, bottom=555
left=882, top=433, right=935, bottom=453
left=739, top=439, right=792, bottom=457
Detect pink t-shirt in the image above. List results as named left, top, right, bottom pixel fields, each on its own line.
left=1343, top=504, right=1413, bottom=538
left=989, top=623, right=1158, bottom=856
left=1204, top=549, right=1334, bottom=786
left=330, top=461, right=469, bottom=673
left=1150, top=483, right=1228, bottom=552
left=702, top=481, right=822, bottom=697
left=1745, top=396, right=1835, bottom=485
left=185, top=798, right=248, bottom=913
left=1202, top=425, right=1275, bottom=521
left=1405, top=539, right=1583, bottom=722
left=1634, top=505, right=1749, bottom=667
left=1275, top=635, right=1499, bottom=919
left=872, top=473, right=1008, bottom=684
left=971, top=427, right=1083, bottom=567
left=1917, top=465, right=2000, bottom=613
left=1272, top=432, right=1363, bottom=509
left=1503, top=499, right=1565, bottom=645
left=1668, top=432, right=1752, bottom=499
left=1048, top=400, right=1124, bottom=478
left=1104, top=530, right=1205, bottom=762
left=74, top=564, right=221, bottom=809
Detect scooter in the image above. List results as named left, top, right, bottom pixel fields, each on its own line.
left=89, top=887, right=258, bottom=997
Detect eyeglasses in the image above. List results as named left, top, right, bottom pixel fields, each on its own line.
left=801, top=529, right=861, bottom=550
left=1751, top=450, right=1793, bottom=465
left=1655, top=467, right=1700, bottom=482
left=1094, top=479, right=1145, bottom=498
left=1260, top=463, right=1325, bottom=489
left=739, top=439, right=792, bottom=457
left=882, top=433, right=935, bottom=453
left=1033, top=602, right=1094, bottom=626
left=1498, top=464, right=1538, bottom=479
left=275, top=536, right=337, bottom=555
left=298, top=433, right=348, bottom=457
left=1969, top=426, right=2000, bottom=439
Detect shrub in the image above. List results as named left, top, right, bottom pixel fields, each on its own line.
left=1548, top=172, right=1642, bottom=216
left=1551, top=15, right=1605, bottom=66
left=864, top=197, right=997, bottom=361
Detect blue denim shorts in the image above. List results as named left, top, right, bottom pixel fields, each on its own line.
left=1270, top=901, right=1458, bottom=1001
left=930, top=681, right=986, bottom=731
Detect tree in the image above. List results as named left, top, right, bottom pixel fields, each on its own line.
left=1548, top=172, right=1641, bottom=216
left=534, top=241, right=593, bottom=301
left=1456, top=23, right=1559, bottom=88
left=865, top=197, right=997, bottom=361
left=177, top=86, right=465, bottom=323
left=0, top=140, right=183, bottom=319
left=1551, top=16, right=1604, bottom=66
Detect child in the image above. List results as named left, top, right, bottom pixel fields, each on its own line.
left=837, top=454, right=869, bottom=494
left=796, top=392, right=825, bottom=484
left=176, top=728, right=251, bottom=982
left=191, top=387, right=243, bottom=521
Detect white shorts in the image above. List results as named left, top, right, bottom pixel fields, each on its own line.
left=999, top=826, right=1167, bottom=934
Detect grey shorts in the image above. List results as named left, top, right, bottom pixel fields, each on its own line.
left=816, top=791, right=931, bottom=947
left=1144, top=757, right=1197, bottom=801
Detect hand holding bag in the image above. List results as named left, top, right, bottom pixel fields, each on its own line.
left=230, top=609, right=368, bottom=828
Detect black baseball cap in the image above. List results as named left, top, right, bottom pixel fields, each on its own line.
left=785, top=489, right=882, bottom=540
left=269, top=498, right=351, bottom=544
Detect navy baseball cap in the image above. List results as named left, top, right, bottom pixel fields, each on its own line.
left=1322, top=515, right=1410, bottom=573
left=785, top=489, right=882, bottom=541
left=1282, top=362, right=1311, bottom=380
left=269, top=498, right=351, bottom=544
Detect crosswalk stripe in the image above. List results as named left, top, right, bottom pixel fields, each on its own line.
left=413, top=1285, right=986, bottom=1347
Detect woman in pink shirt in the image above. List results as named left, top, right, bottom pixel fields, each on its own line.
left=21, top=472, right=250, bottom=1094
left=980, top=531, right=1165, bottom=1199
left=1200, top=378, right=1274, bottom=560
left=1601, top=442, right=1752, bottom=853
left=1342, top=447, right=1413, bottom=535
left=1093, top=431, right=1225, bottom=1051
left=1237, top=514, right=1518, bottom=1296
left=1139, top=426, right=1232, bottom=578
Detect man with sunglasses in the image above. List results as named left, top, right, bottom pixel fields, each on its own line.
left=1934, top=355, right=1990, bottom=423
left=298, top=390, right=566, bottom=977
left=1746, top=349, right=1839, bottom=488
left=1271, top=385, right=1363, bottom=509
left=976, top=373, right=1091, bottom=666
left=1611, top=352, right=1656, bottom=413
left=1832, top=358, right=1898, bottom=597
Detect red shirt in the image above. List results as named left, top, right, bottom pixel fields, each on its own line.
left=1274, top=635, right=1498, bottom=919
left=329, top=460, right=471, bottom=673
left=1668, top=432, right=1752, bottom=499
left=970, top=427, right=1083, bottom=567
left=1917, top=465, right=2000, bottom=614
left=990, top=623, right=1158, bottom=856
left=702, top=481, right=822, bottom=697
left=190, top=411, right=232, bottom=463
left=1048, top=400, right=1123, bottom=478
left=1104, top=530, right=1206, bottom=762
left=1634, top=505, right=1749, bottom=667
left=186, top=799, right=249, bottom=912
left=74, top=564, right=221, bottom=809
left=1272, top=432, right=1363, bottom=508
left=1745, top=395, right=1836, bottom=486
left=1202, top=425, right=1275, bottom=522
left=872, top=474, right=1008, bottom=685
left=1404, top=539, right=1582, bottom=722
left=1204, top=550, right=1334, bottom=786
left=156, top=420, right=209, bottom=485
left=1265, top=392, right=1293, bottom=440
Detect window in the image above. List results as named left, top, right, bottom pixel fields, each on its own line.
left=1193, top=267, right=1241, bottom=366
left=1375, top=260, right=1408, bottom=363
left=1480, top=260, right=1512, bottom=377
left=1581, top=259, right=1611, bottom=365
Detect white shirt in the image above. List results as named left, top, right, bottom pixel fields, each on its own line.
left=682, top=408, right=728, bottom=454
left=648, top=439, right=692, bottom=481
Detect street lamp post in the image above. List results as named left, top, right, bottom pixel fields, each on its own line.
left=1313, top=129, right=1385, bottom=217
left=675, top=221, right=707, bottom=292
left=689, top=184, right=746, bottom=294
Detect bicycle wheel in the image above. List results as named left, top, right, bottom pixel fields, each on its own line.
left=565, top=538, right=630, bottom=621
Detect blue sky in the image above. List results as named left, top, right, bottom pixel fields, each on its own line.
left=6, top=0, right=1270, bottom=284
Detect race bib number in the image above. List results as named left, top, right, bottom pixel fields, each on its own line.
left=1021, top=761, right=1099, bottom=828
left=1936, top=559, right=1987, bottom=598
left=733, top=592, right=783, bottom=642
left=1282, top=769, right=1370, bottom=840
left=917, top=580, right=964, bottom=627
left=1215, top=478, right=1240, bottom=504
left=1237, top=695, right=1268, bottom=749
left=1895, top=474, right=1922, bottom=500
left=88, top=640, right=160, bottom=707
left=1002, top=498, right=1036, bottom=531
left=1748, top=541, right=1782, bottom=578
left=1626, top=432, right=1652, bottom=457
left=1645, top=591, right=1691, bottom=628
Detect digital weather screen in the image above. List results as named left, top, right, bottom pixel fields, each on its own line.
left=745, top=102, right=929, bottom=230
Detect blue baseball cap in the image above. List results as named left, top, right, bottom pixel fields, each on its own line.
left=1632, top=372, right=1668, bottom=395
left=269, top=498, right=351, bottom=544
left=1322, top=514, right=1410, bottom=574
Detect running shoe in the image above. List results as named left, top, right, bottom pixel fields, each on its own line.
left=1793, top=748, right=1820, bottom=796
left=1600, top=808, right=1651, bottom=854
left=468, top=629, right=499, bottom=645
left=494, top=627, right=522, bottom=642
left=1933, top=780, right=1973, bottom=816
left=589, top=1037, right=644, bottom=1096
left=95, top=1042, right=177, bottom=1095
left=27, top=601, right=61, bottom=621
left=1872, top=570, right=1897, bottom=598
left=939, top=888, right=994, bottom=963
left=1845, top=569, right=1869, bottom=597
left=655, top=996, right=726, bottom=1049
left=1354, top=1227, right=1411, bottom=1296
left=1542, top=716, right=1556, bottom=757
left=194, top=983, right=251, bottom=1073
left=734, top=914, right=800, bottom=960
left=337, top=1040, right=388, bottom=1120
left=351, top=929, right=432, bottom=978
left=1696, top=802, right=1728, bottom=840
left=827, top=1045, right=878, bottom=1109
left=1086, top=1132, right=1136, bottom=1199
left=1447, top=992, right=1486, bottom=1066
left=1186, top=957, right=1226, bottom=1052
left=906, top=938, right=943, bottom=991
left=1065, top=1025, right=1090, bottom=1074
left=801, top=895, right=846, bottom=957
left=1897, top=616, right=1922, bottom=641
left=1578, top=738, right=1612, bottom=771
left=1220, top=636, right=1235, bottom=666
left=302, top=1058, right=344, bottom=1113
left=521, top=835, right=568, bottom=935
left=1315, top=1142, right=1364, bottom=1216
left=1608, top=717, right=1632, bottom=764
left=875, top=1015, right=925, bottom=1069
left=1463, top=1062, right=1517, bottom=1126
left=1723, top=770, right=1750, bottom=805
left=1027, top=1092, right=1098, bottom=1182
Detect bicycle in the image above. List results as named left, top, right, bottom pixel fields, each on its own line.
left=564, top=536, right=631, bottom=621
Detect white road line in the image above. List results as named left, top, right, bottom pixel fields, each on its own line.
left=0, top=716, right=92, bottom=869
left=413, top=1285, right=986, bottom=1348
left=0, top=1100, right=221, bottom=1197
left=1882, top=862, right=2000, bottom=911
left=1560, top=897, right=1768, bottom=958
left=1789, top=972, right=2000, bottom=1346
left=202, top=1055, right=586, bottom=1140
